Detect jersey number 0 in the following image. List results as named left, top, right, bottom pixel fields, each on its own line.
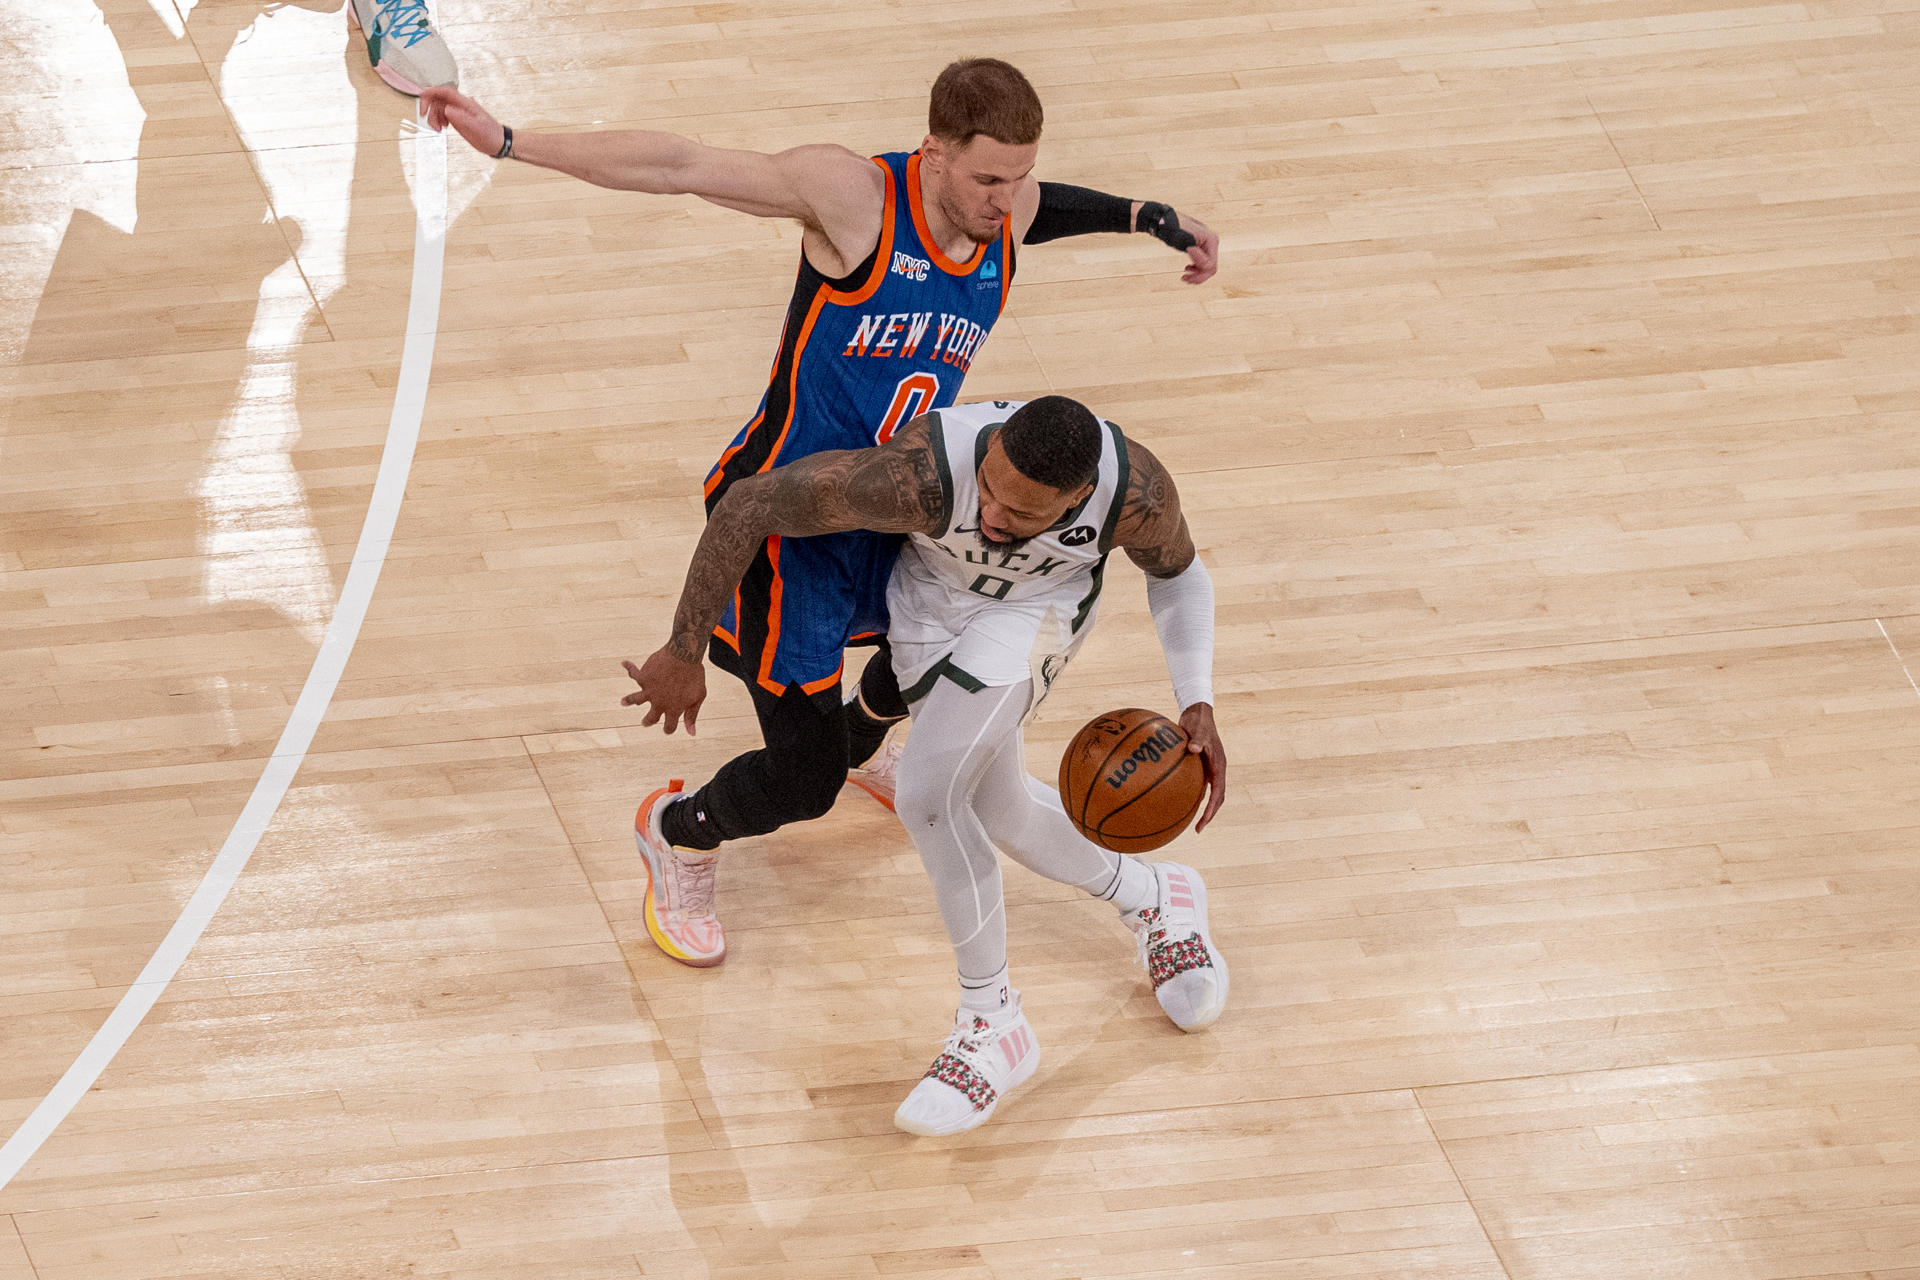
left=875, top=372, right=941, bottom=444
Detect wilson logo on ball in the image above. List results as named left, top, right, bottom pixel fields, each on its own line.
left=1105, top=725, right=1185, bottom=789
left=1062, top=708, right=1203, bottom=854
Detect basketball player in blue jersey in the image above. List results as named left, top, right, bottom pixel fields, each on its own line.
left=420, top=61, right=1219, bottom=967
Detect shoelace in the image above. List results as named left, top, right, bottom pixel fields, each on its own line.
left=672, top=852, right=718, bottom=918
left=664, top=852, right=718, bottom=921
left=943, top=1013, right=996, bottom=1064
left=374, top=0, right=435, bottom=47
left=1129, top=905, right=1173, bottom=970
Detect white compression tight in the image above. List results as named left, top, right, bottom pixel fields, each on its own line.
left=893, top=677, right=1154, bottom=989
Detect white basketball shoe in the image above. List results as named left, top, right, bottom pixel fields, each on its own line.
left=894, top=995, right=1040, bottom=1136
left=1124, top=862, right=1229, bottom=1031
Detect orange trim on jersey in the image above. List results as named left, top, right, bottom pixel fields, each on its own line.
left=827, top=158, right=898, bottom=307
left=705, top=405, right=768, bottom=500
left=906, top=152, right=988, bottom=277
left=800, top=665, right=845, bottom=695
left=756, top=535, right=786, bottom=694
left=754, top=290, right=833, bottom=488
left=998, top=221, right=1013, bottom=313
left=751, top=541, right=850, bottom=697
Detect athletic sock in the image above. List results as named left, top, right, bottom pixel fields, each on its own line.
left=844, top=693, right=902, bottom=769
left=959, top=964, right=1012, bottom=1015
left=658, top=794, right=724, bottom=852
left=1099, top=854, right=1159, bottom=916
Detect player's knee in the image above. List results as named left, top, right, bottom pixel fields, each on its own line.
left=977, top=784, right=1048, bottom=849
left=785, top=760, right=845, bottom=822
left=976, top=802, right=1023, bottom=848
left=892, top=756, right=952, bottom=831
left=759, top=735, right=848, bottom=823
left=790, top=783, right=840, bottom=822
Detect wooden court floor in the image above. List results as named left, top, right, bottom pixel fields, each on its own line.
left=4, top=0, right=1919, bottom=1276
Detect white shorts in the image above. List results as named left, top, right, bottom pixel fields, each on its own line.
left=888, top=595, right=1096, bottom=722
left=886, top=544, right=1104, bottom=714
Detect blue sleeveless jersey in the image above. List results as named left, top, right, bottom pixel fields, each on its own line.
left=706, top=150, right=1015, bottom=701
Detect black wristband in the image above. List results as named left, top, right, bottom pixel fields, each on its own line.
left=1023, top=182, right=1132, bottom=245
left=494, top=124, right=514, bottom=160
left=1136, top=201, right=1196, bottom=252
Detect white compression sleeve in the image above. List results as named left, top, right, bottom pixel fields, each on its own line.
left=1145, top=557, right=1216, bottom=710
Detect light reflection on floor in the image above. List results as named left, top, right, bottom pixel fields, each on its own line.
left=0, top=4, right=142, bottom=373
left=197, top=2, right=362, bottom=651
left=198, top=256, right=338, bottom=650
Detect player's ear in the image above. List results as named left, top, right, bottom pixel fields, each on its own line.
left=921, top=134, right=947, bottom=168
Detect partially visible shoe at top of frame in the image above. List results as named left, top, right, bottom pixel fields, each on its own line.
left=349, top=0, right=458, bottom=96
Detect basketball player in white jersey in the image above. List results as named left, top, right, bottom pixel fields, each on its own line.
left=626, top=395, right=1227, bottom=1134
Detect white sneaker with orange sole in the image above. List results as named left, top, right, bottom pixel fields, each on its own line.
left=845, top=731, right=904, bottom=812
left=633, top=780, right=725, bottom=967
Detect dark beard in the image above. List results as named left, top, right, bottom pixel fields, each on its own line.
left=970, top=526, right=1035, bottom=556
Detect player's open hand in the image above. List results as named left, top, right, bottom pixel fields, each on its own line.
left=621, top=649, right=707, bottom=736
left=1180, top=702, right=1227, bottom=830
left=419, top=86, right=505, bottom=159
left=1174, top=212, right=1219, bottom=285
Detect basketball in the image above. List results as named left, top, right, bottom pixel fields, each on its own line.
left=1059, top=707, right=1206, bottom=853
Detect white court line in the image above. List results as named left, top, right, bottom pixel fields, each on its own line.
left=0, top=126, right=448, bottom=1192
left=1877, top=619, right=1920, bottom=703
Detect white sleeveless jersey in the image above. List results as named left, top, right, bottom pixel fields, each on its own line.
left=886, top=400, right=1131, bottom=700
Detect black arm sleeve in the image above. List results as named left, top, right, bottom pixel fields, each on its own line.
left=1023, top=182, right=1133, bottom=245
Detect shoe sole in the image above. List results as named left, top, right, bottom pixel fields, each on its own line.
left=634, top=786, right=725, bottom=968
left=375, top=63, right=429, bottom=97
left=894, top=1043, right=1041, bottom=1136
left=844, top=772, right=896, bottom=813
left=1168, top=864, right=1229, bottom=1032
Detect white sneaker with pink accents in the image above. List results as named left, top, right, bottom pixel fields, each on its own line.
left=1124, top=862, right=1228, bottom=1032
left=894, top=995, right=1040, bottom=1136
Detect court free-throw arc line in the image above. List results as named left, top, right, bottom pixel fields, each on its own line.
left=0, top=126, right=449, bottom=1192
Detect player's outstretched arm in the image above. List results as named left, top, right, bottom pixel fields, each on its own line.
left=1016, top=182, right=1220, bottom=284
left=1111, top=442, right=1227, bottom=829
left=620, top=419, right=948, bottom=734
left=419, top=87, right=884, bottom=259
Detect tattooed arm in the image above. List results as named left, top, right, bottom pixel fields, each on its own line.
left=621, top=416, right=948, bottom=734
left=1110, top=439, right=1197, bottom=578
left=1109, top=439, right=1228, bottom=829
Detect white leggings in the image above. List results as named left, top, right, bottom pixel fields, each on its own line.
left=894, top=677, right=1135, bottom=984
